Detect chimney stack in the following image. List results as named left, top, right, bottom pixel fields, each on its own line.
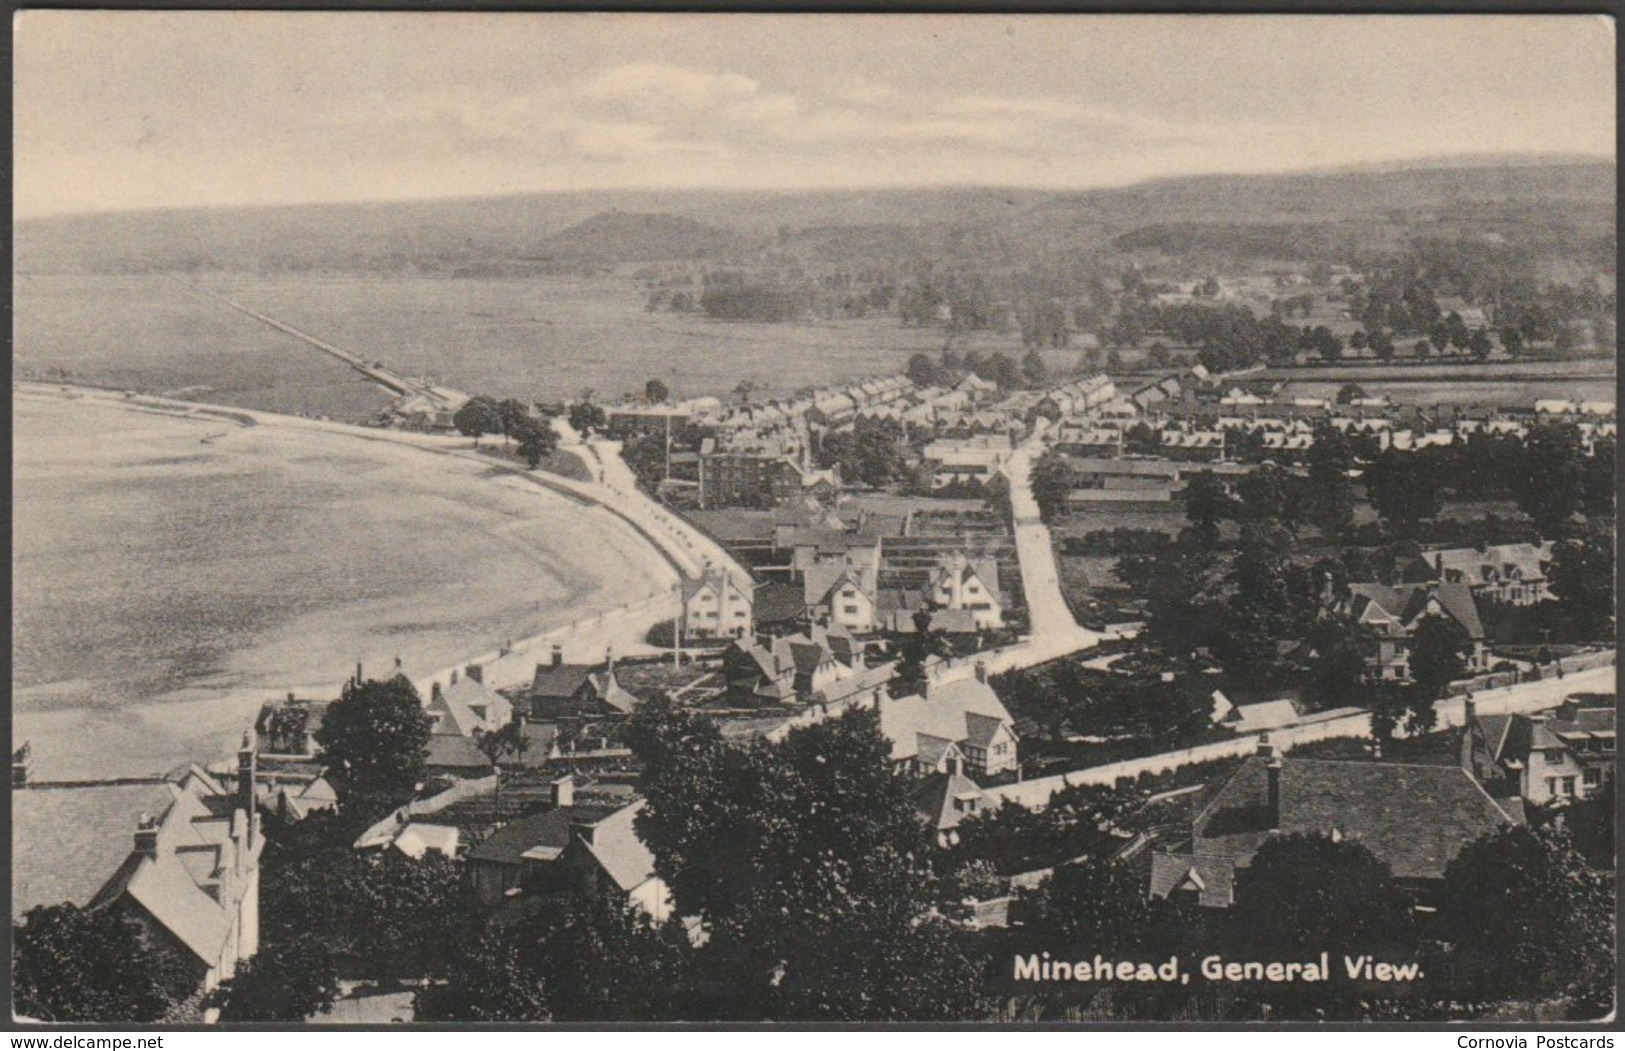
left=431, top=681, right=444, bottom=702
left=552, top=645, right=564, bottom=669
left=1463, top=695, right=1477, bottom=729
left=450, top=668, right=458, bottom=685
left=604, top=646, right=615, bottom=673
left=551, top=774, right=575, bottom=809
left=238, top=730, right=257, bottom=847
left=287, top=691, right=295, bottom=703
left=134, top=813, right=160, bottom=859
left=355, top=660, right=364, bottom=686
left=1263, top=739, right=1283, bottom=830
left=466, top=664, right=483, bottom=684
left=974, top=660, right=988, bottom=685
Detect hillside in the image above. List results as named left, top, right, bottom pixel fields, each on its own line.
left=14, top=158, right=1613, bottom=276
left=528, top=210, right=752, bottom=265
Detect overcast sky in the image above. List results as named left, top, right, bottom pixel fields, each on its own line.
left=14, top=12, right=1616, bottom=218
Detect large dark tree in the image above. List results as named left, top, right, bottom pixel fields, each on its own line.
left=567, top=400, right=607, bottom=436
left=1029, top=449, right=1076, bottom=524
left=1023, top=857, right=1153, bottom=954
left=1545, top=537, right=1616, bottom=639
left=1229, top=833, right=1415, bottom=958
left=513, top=416, right=557, bottom=470
left=625, top=699, right=997, bottom=1021
left=314, top=675, right=432, bottom=816
left=1438, top=825, right=1614, bottom=1017
left=204, top=935, right=341, bottom=1022
left=14, top=904, right=195, bottom=1022
left=453, top=396, right=503, bottom=447
left=1516, top=423, right=1587, bottom=537
left=1181, top=470, right=1234, bottom=549
left=1581, top=440, right=1615, bottom=520
left=1407, top=613, right=1469, bottom=704
left=1236, top=463, right=1300, bottom=533
left=1302, top=424, right=1356, bottom=537
left=1364, top=450, right=1442, bottom=534
left=644, top=378, right=670, bottom=404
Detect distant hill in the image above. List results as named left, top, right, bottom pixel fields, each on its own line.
left=528, top=210, right=752, bottom=265
left=14, top=158, right=1613, bottom=275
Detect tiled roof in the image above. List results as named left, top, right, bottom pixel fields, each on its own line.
left=1193, top=757, right=1519, bottom=881
left=425, top=734, right=491, bottom=772
left=912, top=770, right=986, bottom=832
left=13, top=781, right=179, bottom=918
left=575, top=801, right=658, bottom=892
left=1148, top=851, right=1236, bottom=908
left=754, top=582, right=807, bottom=625
left=465, top=803, right=620, bottom=866
left=879, top=679, right=1014, bottom=763
left=530, top=663, right=595, bottom=699
left=1345, top=582, right=1484, bottom=639
left=1223, top=700, right=1302, bottom=734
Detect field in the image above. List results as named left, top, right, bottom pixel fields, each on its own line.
left=13, top=392, right=674, bottom=780
left=14, top=271, right=1078, bottom=418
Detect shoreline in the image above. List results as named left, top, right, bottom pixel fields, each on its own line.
left=13, top=382, right=685, bottom=780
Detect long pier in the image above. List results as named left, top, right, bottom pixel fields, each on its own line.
left=172, top=278, right=459, bottom=405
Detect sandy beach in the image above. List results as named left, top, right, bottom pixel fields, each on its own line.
left=13, top=387, right=681, bottom=781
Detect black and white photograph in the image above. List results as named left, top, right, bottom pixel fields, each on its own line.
left=9, top=11, right=1618, bottom=1026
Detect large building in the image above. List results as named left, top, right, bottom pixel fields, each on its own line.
left=680, top=569, right=756, bottom=641
left=12, top=738, right=264, bottom=1018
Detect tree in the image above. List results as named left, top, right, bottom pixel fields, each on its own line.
left=1500, top=326, right=1526, bottom=357
left=1364, top=450, right=1442, bottom=534
left=1407, top=613, right=1468, bottom=703
left=262, top=848, right=469, bottom=983
left=1336, top=382, right=1367, bottom=405
left=1123, top=421, right=1162, bottom=456
left=496, top=399, right=531, bottom=447
left=1029, top=449, right=1076, bottom=525
left=817, top=416, right=908, bottom=489
left=1182, top=470, right=1233, bottom=548
left=905, top=352, right=940, bottom=387
left=513, top=417, right=557, bottom=469
left=1467, top=326, right=1493, bottom=360
left=1438, top=825, right=1614, bottom=1016
left=1516, top=422, right=1587, bottom=537
left=453, top=396, right=503, bottom=447
left=314, top=675, right=432, bottom=816
left=644, top=378, right=670, bottom=404
left=1236, top=463, right=1299, bottom=533
left=1580, top=440, right=1615, bottom=520
left=1302, top=424, right=1355, bottom=537
left=626, top=699, right=997, bottom=1021
left=567, top=401, right=607, bottom=436
left=1025, top=858, right=1154, bottom=955
left=1546, top=537, right=1615, bottom=639
left=204, top=936, right=341, bottom=1022
left=1229, top=833, right=1415, bottom=958
left=890, top=609, right=953, bottom=697
left=14, top=904, right=195, bottom=1022
left=1020, top=349, right=1049, bottom=389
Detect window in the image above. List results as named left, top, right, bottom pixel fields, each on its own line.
left=843, top=605, right=859, bottom=616
left=1584, top=768, right=1602, bottom=787
left=1547, top=778, right=1558, bottom=797
left=1561, top=777, right=1576, bottom=796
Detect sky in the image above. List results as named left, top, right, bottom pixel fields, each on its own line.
left=14, top=12, right=1616, bottom=218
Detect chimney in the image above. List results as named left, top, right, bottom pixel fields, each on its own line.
left=134, top=813, right=160, bottom=859
left=393, top=655, right=404, bottom=674
left=974, top=660, right=988, bottom=684
left=604, top=646, right=615, bottom=673
left=552, top=645, right=564, bottom=669
left=11, top=743, right=31, bottom=788
left=1265, top=747, right=1283, bottom=830
left=550, top=774, right=575, bottom=809
left=431, top=681, right=444, bottom=702
left=355, top=660, right=364, bottom=686
left=287, top=691, right=295, bottom=703
left=238, top=730, right=257, bottom=847
left=1463, top=695, right=1477, bottom=730
left=465, top=664, right=483, bottom=685
left=450, top=668, right=459, bottom=685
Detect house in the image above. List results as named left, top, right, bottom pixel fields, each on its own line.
left=1336, top=582, right=1490, bottom=682
left=260, top=774, right=339, bottom=823
left=357, top=820, right=460, bottom=861
left=465, top=776, right=621, bottom=906
left=925, top=552, right=1006, bottom=630
left=913, top=758, right=992, bottom=848
left=680, top=569, right=756, bottom=641
left=561, top=799, right=673, bottom=923
left=254, top=694, right=326, bottom=758
left=803, top=562, right=879, bottom=633
left=1148, top=739, right=1523, bottom=908
left=922, top=435, right=1013, bottom=490
left=12, top=736, right=264, bottom=1016
left=1420, top=542, right=1554, bottom=606
left=723, top=624, right=864, bottom=707
left=425, top=667, right=514, bottom=737
left=1460, top=696, right=1616, bottom=807
left=525, top=646, right=639, bottom=720
left=878, top=669, right=1019, bottom=779
left=1220, top=699, right=1303, bottom=735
